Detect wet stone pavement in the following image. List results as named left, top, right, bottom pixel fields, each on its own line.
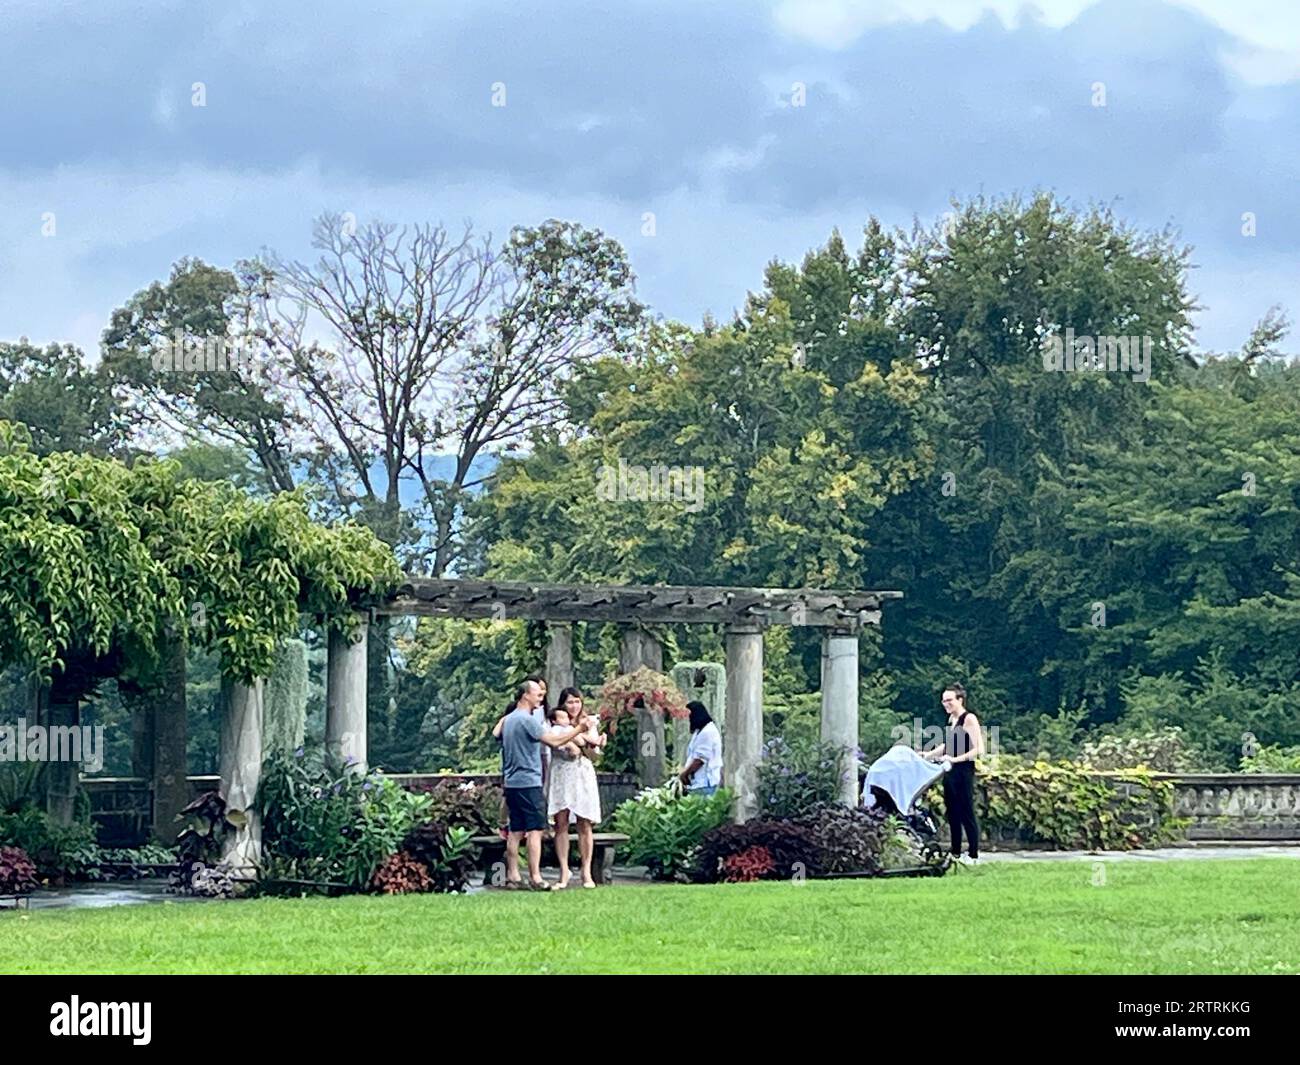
left=17, top=879, right=205, bottom=911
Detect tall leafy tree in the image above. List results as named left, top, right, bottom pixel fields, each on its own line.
left=0, top=341, right=122, bottom=457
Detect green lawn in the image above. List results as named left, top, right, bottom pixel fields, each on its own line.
left=3, top=859, right=1297, bottom=974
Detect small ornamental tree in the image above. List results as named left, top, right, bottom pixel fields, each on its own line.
left=0, top=421, right=400, bottom=822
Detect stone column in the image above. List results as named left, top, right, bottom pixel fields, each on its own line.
left=327, top=618, right=369, bottom=773
left=131, top=701, right=154, bottom=780
left=219, top=677, right=263, bottom=873
left=620, top=626, right=665, bottom=788
left=724, top=624, right=764, bottom=822
left=44, top=674, right=80, bottom=826
left=544, top=622, right=575, bottom=703
left=820, top=628, right=860, bottom=806
left=152, top=639, right=190, bottom=843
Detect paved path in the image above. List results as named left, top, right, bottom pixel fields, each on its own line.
left=22, top=879, right=203, bottom=911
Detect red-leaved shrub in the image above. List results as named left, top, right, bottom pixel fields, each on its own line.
left=370, top=851, right=433, bottom=895
left=721, top=845, right=776, bottom=883
left=0, top=845, right=39, bottom=895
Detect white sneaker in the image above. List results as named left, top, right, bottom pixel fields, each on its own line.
left=956, top=854, right=981, bottom=867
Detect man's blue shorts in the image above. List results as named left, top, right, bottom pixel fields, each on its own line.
left=504, top=785, right=547, bottom=832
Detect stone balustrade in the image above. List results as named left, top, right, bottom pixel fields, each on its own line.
left=1160, top=773, right=1300, bottom=841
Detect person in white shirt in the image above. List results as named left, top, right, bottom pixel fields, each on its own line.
left=678, top=701, right=723, bottom=795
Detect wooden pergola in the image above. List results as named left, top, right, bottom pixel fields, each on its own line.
left=218, top=579, right=901, bottom=866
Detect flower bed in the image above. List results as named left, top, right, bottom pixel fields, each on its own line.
left=613, top=737, right=950, bottom=884
left=255, top=752, right=478, bottom=896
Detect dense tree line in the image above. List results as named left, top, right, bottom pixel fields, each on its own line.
left=2, top=193, right=1295, bottom=772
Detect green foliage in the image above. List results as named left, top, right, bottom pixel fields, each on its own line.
left=0, top=341, right=121, bottom=457
left=0, top=806, right=101, bottom=882
left=979, top=755, right=1184, bottom=850
left=1007, top=705, right=1088, bottom=762
left=172, top=791, right=241, bottom=893
left=1079, top=726, right=1203, bottom=773
left=1241, top=744, right=1300, bottom=773
left=404, top=778, right=504, bottom=835
left=1116, top=656, right=1298, bottom=770
left=0, top=760, right=44, bottom=814
left=0, top=424, right=399, bottom=691
left=755, top=736, right=845, bottom=819
left=258, top=752, right=433, bottom=890
left=396, top=617, right=521, bottom=772
left=611, top=783, right=734, bottom=881
left=397, top=822, right=476, bottom=893
left=99, top=843, right=177, bottom=866
left=763, top=691, right=821, bottom=746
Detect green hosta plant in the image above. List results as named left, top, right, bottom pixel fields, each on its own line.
left=612, top=782, right=734, bottom=881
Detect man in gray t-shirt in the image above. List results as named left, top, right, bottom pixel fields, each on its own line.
left=501, top=705, right=545, bottom=787
left=494, top=679, right=583, bottom=889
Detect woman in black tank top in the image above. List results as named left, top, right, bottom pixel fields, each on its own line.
left=923, top=683, right=983, bottom=863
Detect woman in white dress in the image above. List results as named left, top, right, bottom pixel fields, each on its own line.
left=546, top=687, right=605, bottom=888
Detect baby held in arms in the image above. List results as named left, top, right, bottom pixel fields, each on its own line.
left=575, top=705, right=606, bottom=758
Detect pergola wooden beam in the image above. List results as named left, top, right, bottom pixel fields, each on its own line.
left=377, top=578, right=900, bottom=630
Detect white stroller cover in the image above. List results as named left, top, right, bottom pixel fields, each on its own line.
left=863, top=744, right=945, bottom=813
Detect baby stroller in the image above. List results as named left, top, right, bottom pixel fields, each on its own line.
left=861, top=745, right=948, bottom=863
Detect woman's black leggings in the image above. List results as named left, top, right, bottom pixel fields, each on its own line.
left=943, top=767, right=980, bottom=858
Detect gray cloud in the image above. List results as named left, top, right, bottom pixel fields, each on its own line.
left=0, top=0, right=1296, bottom=355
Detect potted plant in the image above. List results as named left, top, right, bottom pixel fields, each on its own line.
left=596, top=666, right=690, bottom=732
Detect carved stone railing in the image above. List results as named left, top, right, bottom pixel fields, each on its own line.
left=980, top=772, right=1300, bottom=849
left=1161, top=774, right=1300, bottom=841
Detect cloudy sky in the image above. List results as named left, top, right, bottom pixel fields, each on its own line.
left=2, top=0, right=1297, bottom=357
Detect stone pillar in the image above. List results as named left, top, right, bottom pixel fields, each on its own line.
left=669, top=661, right=726, bottom=769
left=44, top=674, right=80, bottom=826
left=724, top=624, right=764, bottom=822
left=544, top=622, right=575, bottom=703
left=152, top=640, right=190, bottom=843
left=820, top=628, right=860, bottom=806
left=620, top=626, right=665, bottom=788
left=327, top=618, right=369, bottom=773
left=131, top=701, right=154, bottom=780
left=219, top=678, right=263, bottom=873
left=265, top=638, right=308, bottom=758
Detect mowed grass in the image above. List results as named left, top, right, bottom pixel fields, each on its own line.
left=2, top=860, right=1297, bottom=974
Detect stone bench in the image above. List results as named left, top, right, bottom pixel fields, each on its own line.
left=470, top=832, right=630, bottom=886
